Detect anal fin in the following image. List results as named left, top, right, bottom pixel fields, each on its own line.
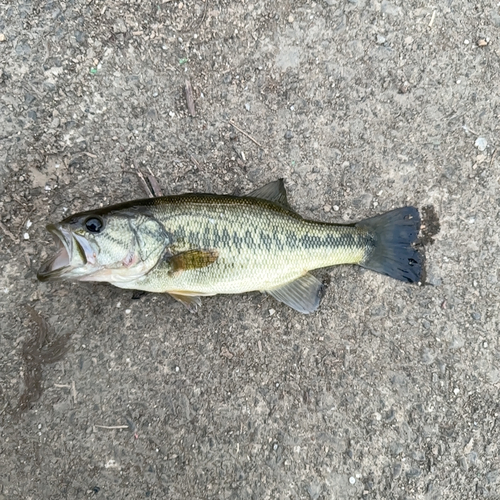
left=168, top=292, right=202, bottom=313
left=266, top=273, right=325, bottom=314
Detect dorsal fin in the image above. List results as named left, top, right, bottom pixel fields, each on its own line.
left=247, top=179, right=290, bottom=209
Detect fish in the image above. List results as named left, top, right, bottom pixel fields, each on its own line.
left=37, top=180, right=423, bottom=313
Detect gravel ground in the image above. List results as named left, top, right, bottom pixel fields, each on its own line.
left=1, top=1, right=499, bottom=498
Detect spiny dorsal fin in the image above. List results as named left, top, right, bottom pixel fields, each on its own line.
left=265, top=273, right=325, bottom=314
left=247, top=179, right=290, bottom=209
left=167, top=249, right=219, bottom=276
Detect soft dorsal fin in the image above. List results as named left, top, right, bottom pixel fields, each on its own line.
left=247, top=179, right=290, bottom=209
left=264, top=273, right=325, bottom=314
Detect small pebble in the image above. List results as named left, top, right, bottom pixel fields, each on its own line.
left=392, top=463, right=402, bottom=478
left=75, top=31, right=85, bottom=44
left=284, top=130, right=294, bottom=140
left=468, top=451, right=478, bottom=464
left=333, top=205, right=339, bottom=211
left=406, top=468, right=422, bottom=478
left=0, top=34, right=5, bottom=42
left=349, top=476, right=356, bottom=485
left=125, top=309, right=131, bottom=314
left=269, top=308, right=275, bottom=316
left=475, top=137, right=487, bottom=151
left=23, top=232, right=30, bottom=240
left=113, top=19, right=127, bottom=34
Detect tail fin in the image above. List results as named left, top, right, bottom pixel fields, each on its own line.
left=357, top=207, right=423, bottom=283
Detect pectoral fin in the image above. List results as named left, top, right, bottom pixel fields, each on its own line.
left=266, top=273, right=325, bottom=314
left=167, top=249, right=219, bottom=276
left=168, top=292, right=202, bottom=312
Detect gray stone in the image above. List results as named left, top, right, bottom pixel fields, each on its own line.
left=113, top=18, right=127, bottom=34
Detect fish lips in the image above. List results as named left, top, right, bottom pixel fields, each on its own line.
left=37, top=224, right=96, bottom=281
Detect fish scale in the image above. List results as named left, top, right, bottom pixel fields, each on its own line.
left=130, top=196, right=368, bottom=295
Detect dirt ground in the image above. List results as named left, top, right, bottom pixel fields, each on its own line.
left=1, top=0, right=499, bottom=498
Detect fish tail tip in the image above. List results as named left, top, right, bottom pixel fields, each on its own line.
left=357, top=206, right=424, bottom=283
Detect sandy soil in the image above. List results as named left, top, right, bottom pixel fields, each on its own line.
left=1, top=1, right=499, bottom=498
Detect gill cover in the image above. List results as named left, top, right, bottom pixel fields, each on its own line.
left=38, top=207, right=168, bottom=284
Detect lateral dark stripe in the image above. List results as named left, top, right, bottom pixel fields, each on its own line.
left=259, top=231, right=273, bottom=250
left=286, top=232, right=298, bottom=247
left=232, top=231, right=243, bottom=250
left=244, top=230, right=254, bottom=246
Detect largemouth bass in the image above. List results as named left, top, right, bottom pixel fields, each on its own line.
left=37, top=180, right=423, bottom=313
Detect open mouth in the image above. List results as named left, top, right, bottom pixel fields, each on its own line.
left=37, top=225, right=86, bottom=281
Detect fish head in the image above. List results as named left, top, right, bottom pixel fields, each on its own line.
left=37, top=207, right=167, bottom=284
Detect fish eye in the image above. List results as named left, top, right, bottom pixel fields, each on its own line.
left=84, top=217, right=104, bottom=233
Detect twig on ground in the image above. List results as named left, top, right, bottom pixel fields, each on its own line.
left=136, top=168, right=154, bottom=198
left=428, top=10, right=436, bottom=28
left=71, top=380, right=77, bottom=404
left=135, top=166, right=163, bottom=197
left=228, top=120, right=264, bottom=149
left=0, top=221, right=17, bottom=243
left=185, top=80, right=196, bottom=117
left=490, top=149, right=497, bottom=170
left=190, top=155, right=200, bottom=168
left=95, top=425, right=129, bottom=430
left=146, top=166, right=163, bottom=197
